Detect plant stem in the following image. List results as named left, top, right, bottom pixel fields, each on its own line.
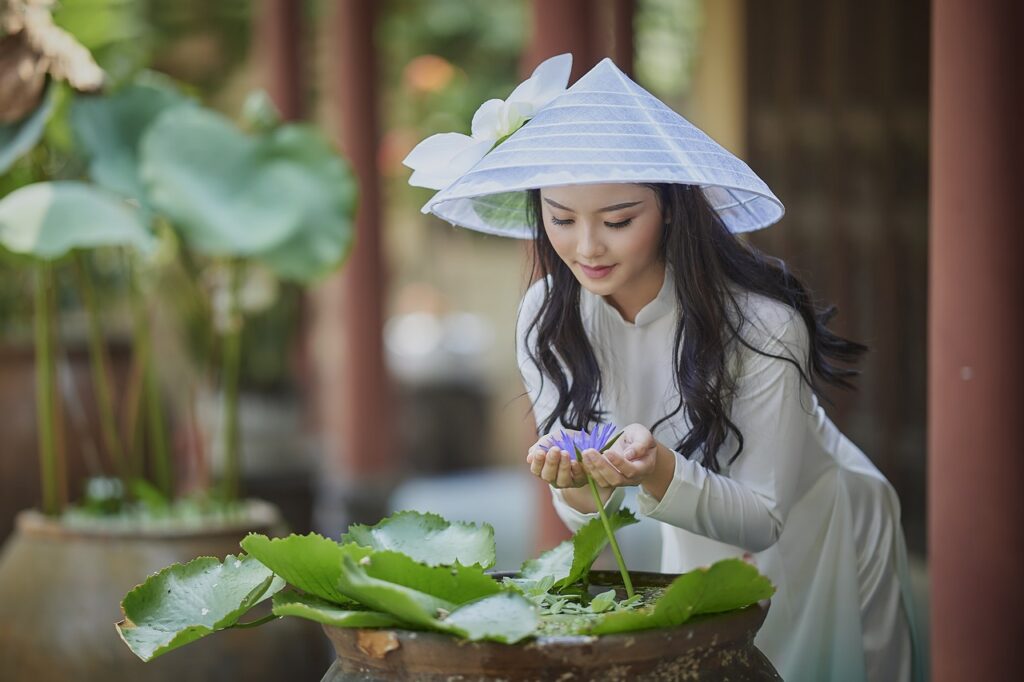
left=124, top=260, right=151, bottom=491
left=585, top=471, right=635, bottom=599
left=73, top=251, right=127, bottom=483
left=34, top=263, right=58, bottom=515
left=48, top=268, right=68, bottom=509
left=146, top=355, right=172, bottom=499
left=221, top=260, right=243, bottom=502
left=232, top=613, right=277, bottom=629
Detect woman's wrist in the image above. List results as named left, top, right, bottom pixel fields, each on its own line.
left=559, top=481, right=612, bottom=514
left=639, top=441, right=676, bottom=502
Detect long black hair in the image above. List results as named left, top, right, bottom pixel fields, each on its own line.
left=522, top=183, right=867, bottom=473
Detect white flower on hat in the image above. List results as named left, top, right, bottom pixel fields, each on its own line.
left=403, top=53, right=572, bottom=191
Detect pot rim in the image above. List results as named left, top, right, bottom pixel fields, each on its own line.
left=321, top=598, right=770, bottom=653
left=13, top=498, right=282, bottom=540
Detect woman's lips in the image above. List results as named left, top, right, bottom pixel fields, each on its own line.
left=579, top=263, right=616, bottom=279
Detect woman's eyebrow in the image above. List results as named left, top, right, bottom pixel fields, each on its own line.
left=543, top=198, right=644, bottom=213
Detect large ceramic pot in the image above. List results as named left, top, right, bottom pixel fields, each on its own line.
left=0, top=500, right=328, bottom=681
left=320, top=570, right=780, bottom=682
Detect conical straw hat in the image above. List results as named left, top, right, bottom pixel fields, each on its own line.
left=418, top=57, right=783, bottom=238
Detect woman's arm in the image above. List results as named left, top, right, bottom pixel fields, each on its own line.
left=584, top=313, right=812, bottom=553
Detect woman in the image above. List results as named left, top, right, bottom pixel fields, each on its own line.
left=405, top=54, right=920, bottom=681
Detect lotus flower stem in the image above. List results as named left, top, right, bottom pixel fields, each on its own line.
left=146, top=353, right=172, bottom=498
left=34, top=262, right=58, bottom=515
left=220, top=259, right=243, bottom=502
left=125, top=270, right=149, bottom=486
left=127, top=259, right=173, bottom=501
left=73, top=251, right=127, bottom=483
left=582, top=458, right=635, bottom=600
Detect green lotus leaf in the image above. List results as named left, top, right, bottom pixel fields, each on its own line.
left=271, top=591, right=401, bottom=628
left=70, top=78, right=194, bottom=201
left=116, top=554, right=284, bottom=662
left=250, top=124, right=357, bottom=282
left=337, top=554, right=456, bottom=630
left=589, top=558, right=775, bottom=635
left=0, top=181, right=153, bottom=260
left=443, top=591, right=539, bottom=644
left=350, top=550, right=502, bottom=605
left=139, top=106, right=355, bottom=281
left=520, top=508, right=638, bottom=590
left=337, top=555, right=537, bottom=642
left=342, top=510, right=496, bottom=569
left=0, top=82, right=55, bottom=174
left=240, top=532, right=370, bottom=606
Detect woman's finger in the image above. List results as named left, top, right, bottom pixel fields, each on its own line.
left=583, top=449, right=617, bottom=488
left=601, top=449, right=637, bottom=481
left=526, top=443, right=547, bottom=464
left=540, top=446, right=562, bottom=484
left=555, top=452, right=576, bottom=488
left=529, top=450, right=546, bottom=477
left=568, top=454, right=588, bottom=487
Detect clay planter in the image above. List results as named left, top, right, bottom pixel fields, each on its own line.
left=0, top=500, right=326, bottom=681
left=320, top=570, right=781, bottom=682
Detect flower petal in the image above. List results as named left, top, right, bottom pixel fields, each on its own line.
left=403, top=131, right=475, bottom=168
left=500, top=100, right=532, bottom=134
left=470, top=99, right=505, bottom=140
left=404, top=132, right=490, bottom=190
left=507, top=53, right=572, bottom=113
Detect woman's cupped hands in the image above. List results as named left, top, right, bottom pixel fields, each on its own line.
left=526, top=423, right=659, bottom=489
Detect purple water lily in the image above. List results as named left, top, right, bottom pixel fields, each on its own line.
left=540, top=423, right=618, bottom=461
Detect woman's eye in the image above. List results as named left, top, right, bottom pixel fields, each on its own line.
left=550, top=216, right=574, bottom=226
left=605, top=218, right=633, bottom=229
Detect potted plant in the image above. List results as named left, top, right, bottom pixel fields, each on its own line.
left=116, top=505, right=780, bottom=681
left=0, top=6, right=356, bottom=678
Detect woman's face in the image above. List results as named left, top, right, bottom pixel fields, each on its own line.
left=540, top=183, right=665, bottom=314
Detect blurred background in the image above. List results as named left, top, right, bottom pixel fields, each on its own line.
left=1, top=0, right=1019, bottom=680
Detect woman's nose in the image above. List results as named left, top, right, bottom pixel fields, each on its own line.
left=576, top=224, right=605, bottom=259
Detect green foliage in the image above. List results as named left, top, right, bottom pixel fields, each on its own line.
left=342, top=510, right=497, bottom=569
left=0, top=181, right=153, bottom=260
left=336, top=555, right=537, bottom=643
left=70, top=77, right=195, bottom=201
left=0, top=84, right=55, bottom=175
left=241, top=532, right=369, bottom=606
left=116, top=553, right=284, bottom=662
left=344, top=550, right=502, bottom=605
left=138, top=106, right=356, bottom=281
left=442, top=591, right=539, bottom=644
left=52, top=0, right=154, bottom=85
left=271, top=591, right=401, bottom=629
left=334, top=554, right=459, bottom=630
left=520, top=508, right=639, bottom=590
left=119, top=511, right=775, bottom=662
left=589, top=559, right=775, bottom=635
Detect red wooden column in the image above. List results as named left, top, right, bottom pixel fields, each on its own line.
left=311, top=0, right=394, bottom=529
left=524, top=0, right=635, bottom=553
left=607, top=0, right=635, bottom=75
left=525, top=0, right=634, bottom=78
left=256, top=0, right=305, bottom=120
left=929, top=1, right=1024, bottom=678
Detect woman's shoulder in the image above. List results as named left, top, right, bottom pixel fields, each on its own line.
left=729, top=289, right=809, bottom=360
left=518, top=275, right=550, bottom=325
left=516, top=275, right=553, bottom=345
left=518, top=275, right=551, bottom=316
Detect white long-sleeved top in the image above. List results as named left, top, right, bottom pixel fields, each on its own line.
left=516, top=271, right=922, bottom=682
